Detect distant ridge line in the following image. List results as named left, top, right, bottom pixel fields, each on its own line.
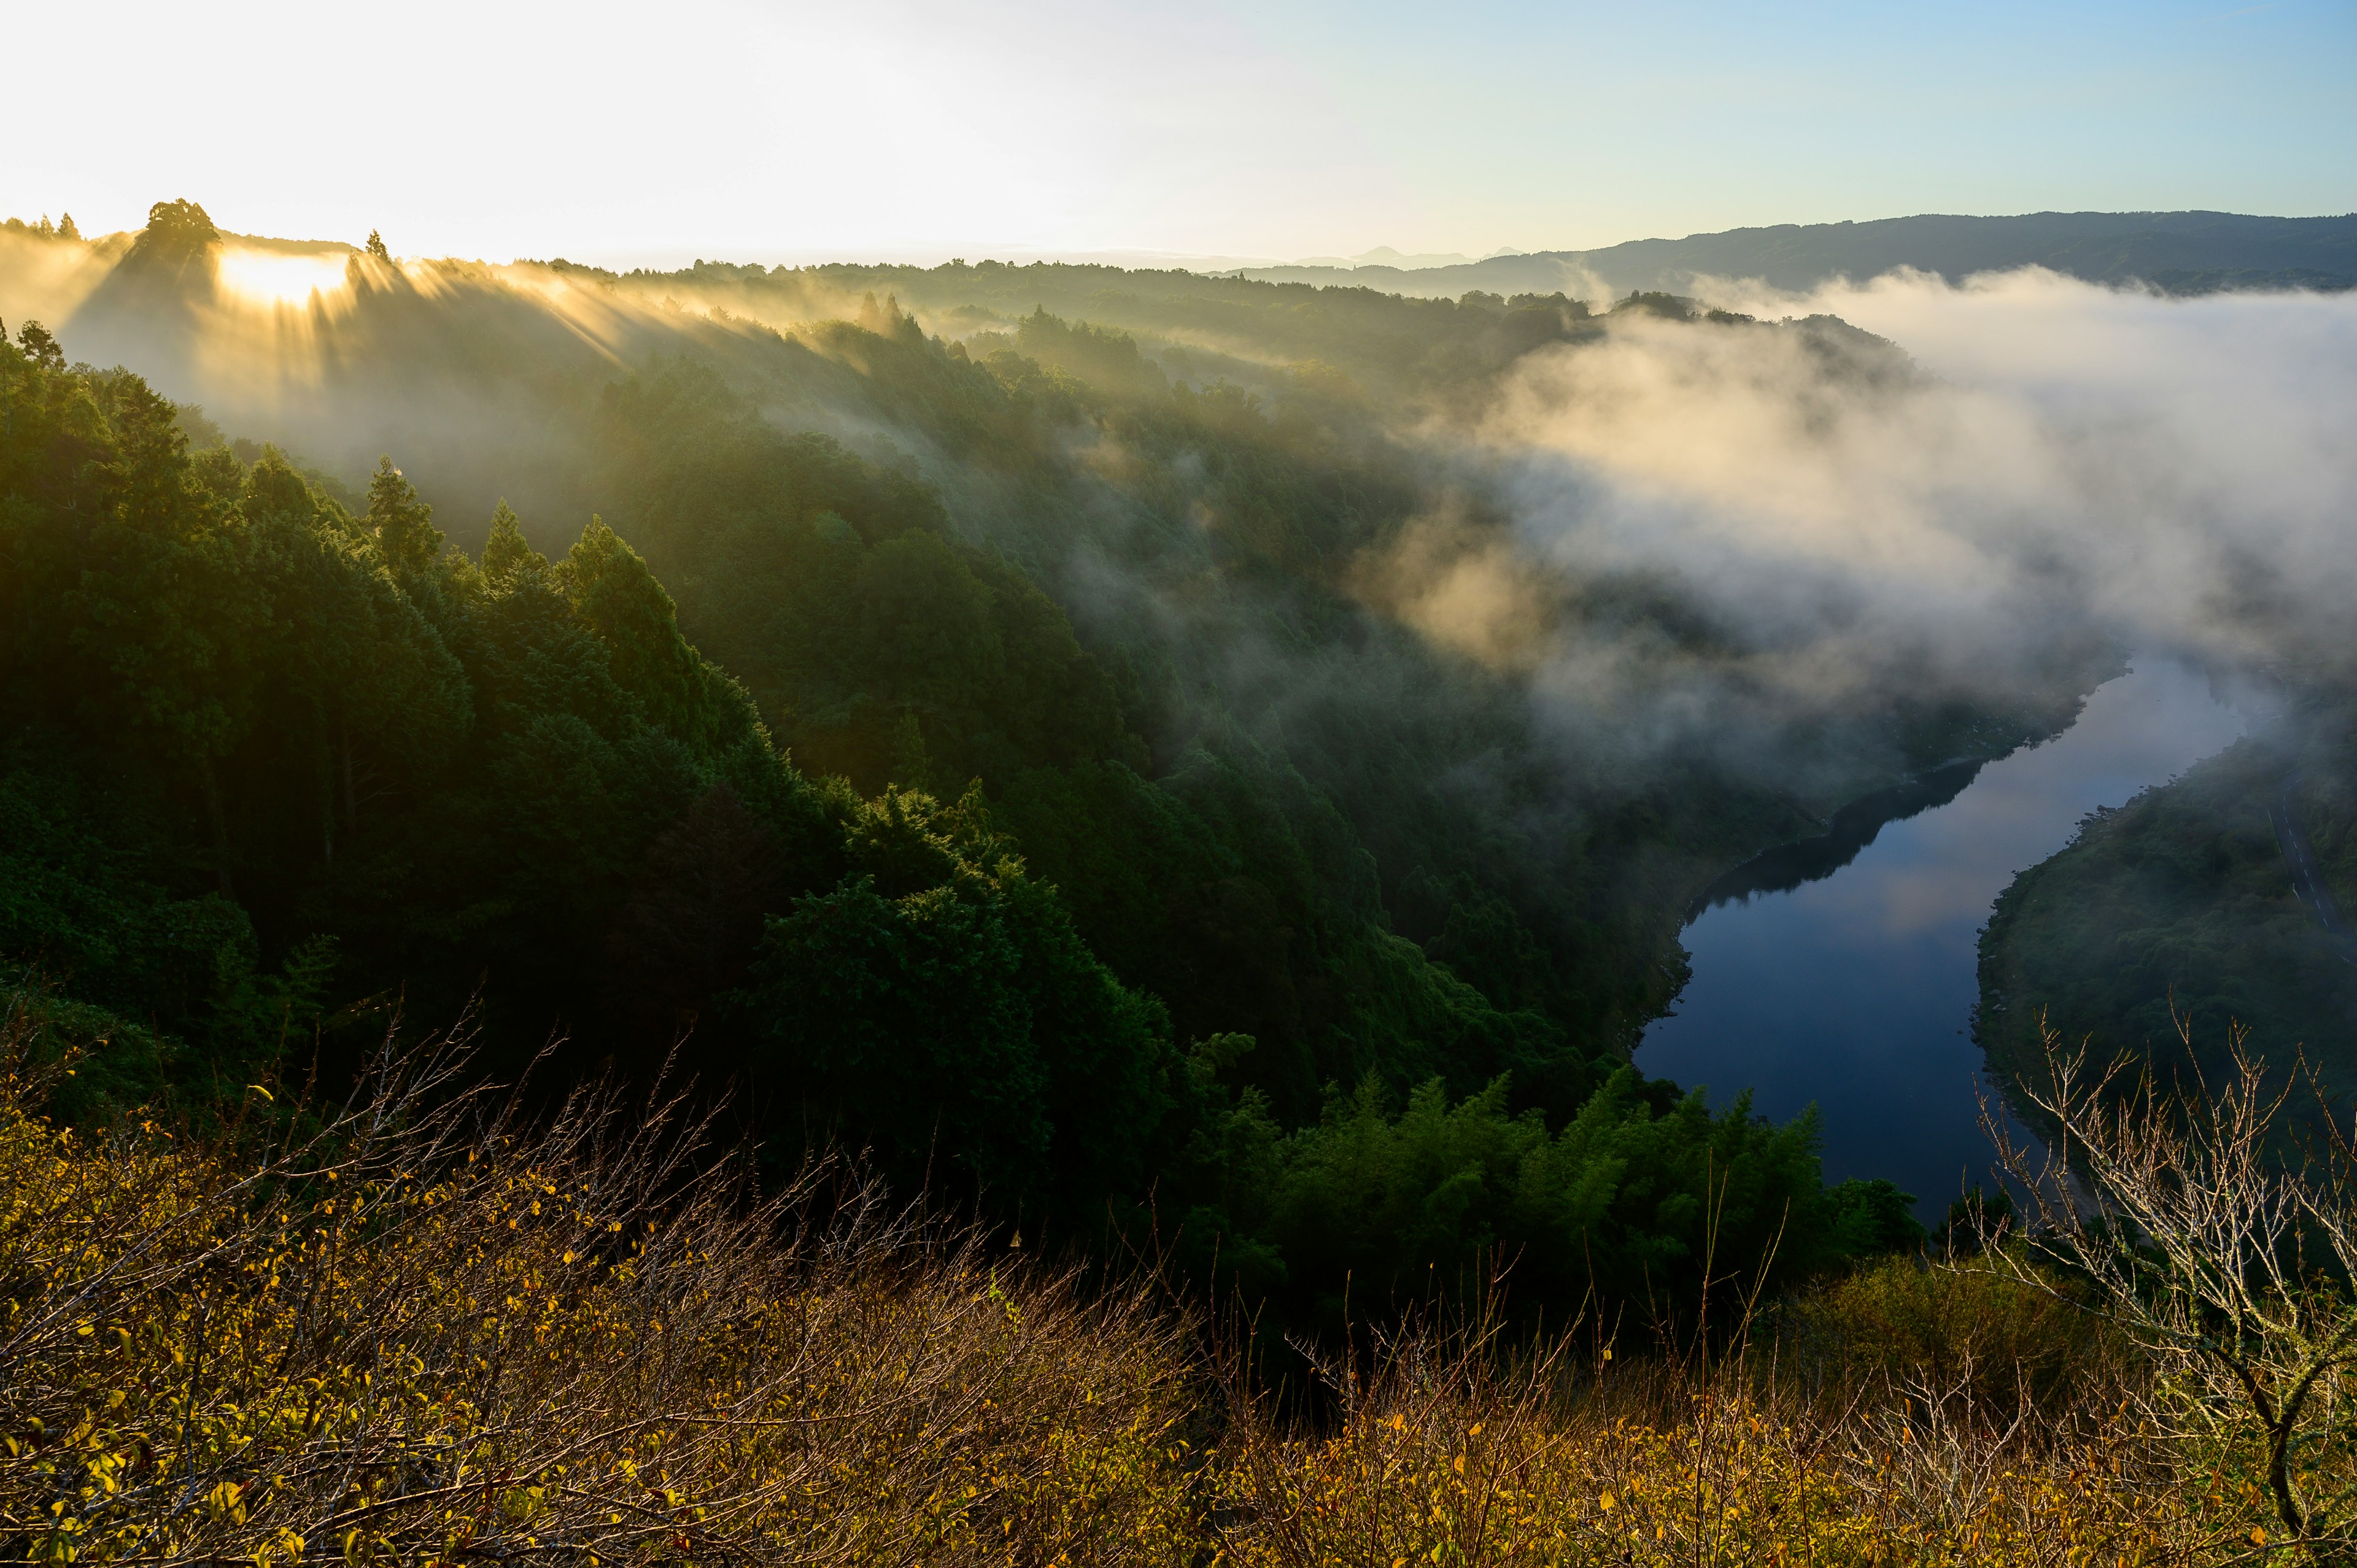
left=1231, top=210, right=2357, bottom=300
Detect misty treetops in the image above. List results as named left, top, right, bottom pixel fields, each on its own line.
left=0, top=208, right=1956, bottom=1332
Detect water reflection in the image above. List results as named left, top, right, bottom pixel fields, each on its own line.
left=1639, top=658, right=2249, bottom=1216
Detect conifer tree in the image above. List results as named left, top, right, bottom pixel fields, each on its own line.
left=561, top=517, right=742, bottom=746
left=365, top=230, right=391, bottom=261
left=481, top=500, right=548, bottom=590
left=365, top=457, right=443, bottom=573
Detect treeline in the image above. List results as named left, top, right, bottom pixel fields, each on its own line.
left=2, top=213, right=82, bottom=241
left=605, top=255, right=1606, bottom=414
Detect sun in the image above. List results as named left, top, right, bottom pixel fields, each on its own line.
left=215, top=247, right=350, bottom=309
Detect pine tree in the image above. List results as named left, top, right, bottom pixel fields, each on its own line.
left=56, top=214, right=79, bottom=241
left=365, top=457, right=444, bottom=573
left=365, top=230, right=390, bottom=261
left=481, top=500, right=549, bottom=590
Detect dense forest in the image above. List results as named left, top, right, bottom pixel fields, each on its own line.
left=0, top=200, right=2107, bottom=1334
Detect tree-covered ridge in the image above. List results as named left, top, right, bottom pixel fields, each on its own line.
left=578, top=353, right=1631, bottom=1117
left=0, top=315, right=1924, bottom=1332
left=4, top=198, right=2106, bottom=1332
left=1978, top=687, right=2357, bottom=1094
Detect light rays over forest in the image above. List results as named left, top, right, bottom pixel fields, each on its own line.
left=5, top=185, right=2357, bottom=1560
left=212, top=247, right=352, bottom=309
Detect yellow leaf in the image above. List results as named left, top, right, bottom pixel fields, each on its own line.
left=2252, top=1527, right=2269, bottom=1546
left=1600, top=1491, right=1616, bottom=1511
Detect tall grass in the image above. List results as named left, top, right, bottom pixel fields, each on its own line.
left=1204, top=1280, right=2234, bottom=1566
left=0, top=1001, right=2289, bottom=1564
left=0, top=1008, right=1198, bottom=1566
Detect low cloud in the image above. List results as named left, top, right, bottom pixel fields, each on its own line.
left=1463, top=270, right=2357, bottom=777
left=1349, top=508, right=1560, bottom=674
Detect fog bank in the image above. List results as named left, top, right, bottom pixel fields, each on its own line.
left=1475, top=271, right=2356, bottom=773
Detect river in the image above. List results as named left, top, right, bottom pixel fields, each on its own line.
left=1638, top=658, right=2248, bottom=1218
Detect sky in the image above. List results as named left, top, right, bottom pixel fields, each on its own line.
left=7, top=0, right=2352, bottom=268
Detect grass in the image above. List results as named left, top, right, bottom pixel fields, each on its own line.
left=0, top=1005, right=2285, bottom=1565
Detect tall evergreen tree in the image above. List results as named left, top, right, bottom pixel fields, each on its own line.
left=481, top=500, right=549, bottom=591
left=364, top=457, right=443, bottom=573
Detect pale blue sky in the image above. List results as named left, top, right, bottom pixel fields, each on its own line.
left=7, top=0, right=2350, bottom=265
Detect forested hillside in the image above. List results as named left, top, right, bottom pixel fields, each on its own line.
left=1, top=200, right=2076, bottom=1327
left=1979, top=682, right=2357, bottom=1091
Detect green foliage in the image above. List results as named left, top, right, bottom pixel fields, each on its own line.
left=559, top=516, right=758, bottom=753
left=1162, top=1060, right=1876, bottom=1340
left=1822, top=1178, right=1929, bottom=1259
left=0, top=771, right=325, bottom=1114
left=15, top=320, right=63, bottom=372
left=590, top=363, right=1134, bottom=792
left=0, top=341, right=807, bottom=1084
left=363, top=455, right=444, bottom=573
left=734, top=786, right=1177, bottom=1215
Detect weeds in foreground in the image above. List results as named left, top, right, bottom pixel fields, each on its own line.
left=0, top=1000, right=2313, bottom=1564
left=0, top=1013, right=1197, bottom=1566
left=1204, top=1294, right=2249, bottom=1566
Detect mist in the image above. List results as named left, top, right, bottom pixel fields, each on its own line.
left=1457, top=271, right=2357, bottom=786
left=14, top=217, right=2350, bottom=848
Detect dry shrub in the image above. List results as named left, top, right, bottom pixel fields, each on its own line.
left=1992, top=1019, right=2357, bottom=1558
left=1207, top=1296, right=2250, bottom=1566
left=0, top=1013, right=1198, bottom=1566
left=9, top=988, right=2329, bottom=1567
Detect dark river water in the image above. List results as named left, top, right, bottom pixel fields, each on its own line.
left=1638, top=659, right=2248, bottom=1217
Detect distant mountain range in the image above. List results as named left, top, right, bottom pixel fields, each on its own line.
left=1236, top=212, right=2357, bottom=299
left=1291, top=245, right=1530, bottom=271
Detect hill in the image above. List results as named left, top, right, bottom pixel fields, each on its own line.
left=1237, top=210, right=2357, bottom=298
left=0, top=198, right=2105, bottom=1332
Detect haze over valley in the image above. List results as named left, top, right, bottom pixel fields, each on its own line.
left=6, top=0, right=2356, bottom=1555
